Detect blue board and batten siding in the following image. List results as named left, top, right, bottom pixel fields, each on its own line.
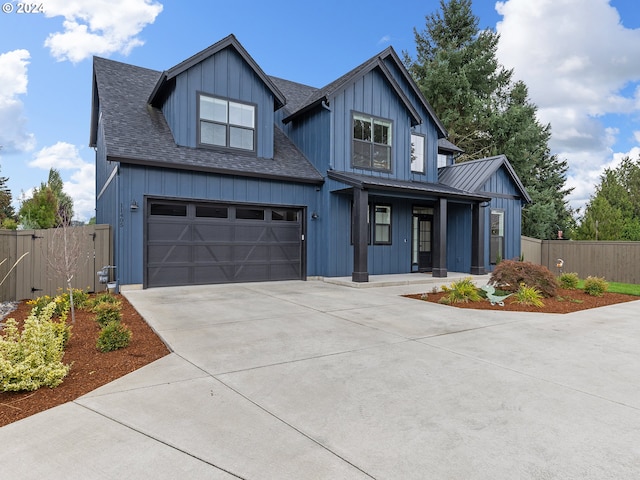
left=322, top=185, right=419, bottom=277
left=106, top=164, right=321, bottom=285
left=381, top=57, right=441, bottom=183
left=279, top=108, right=331, bottom=171
left=447, top=203, right=472, bottom=273
left=162, top=48, right=275, bottom=157
left=330, top=69, right=417, bottom=180
left=483, top=167, right=524, bottom=269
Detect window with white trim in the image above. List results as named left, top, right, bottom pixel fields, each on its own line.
left=352, top=113, right=392, bottom=171
left=411, top=133, right=425, bottom=173
left=490, top=209, right=505, bottom=264
left=198, top=94, right=256, bottom=152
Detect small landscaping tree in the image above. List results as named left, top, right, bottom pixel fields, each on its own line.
left=490, top=260, right=558, bottom=297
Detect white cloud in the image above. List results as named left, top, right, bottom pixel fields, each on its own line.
left=495, top=0, right=640, bottom=212
left=0, top=49, right=36, bottom=153
left=378, top=35, right=392, bottom=45
left=43, top=0, right=163, bottom=63
left=64, top=163, right=96, bottom=222
left=29, top=141, right=85, bottom=169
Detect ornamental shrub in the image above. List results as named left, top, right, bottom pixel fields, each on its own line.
left=88, top=292, right=120, bottom=311
left=583, top=276, right=608, bottom=297
left=558, top=272, right=580, bottom=289
left=490, top=260, right=558, bottom=298
left=0, top=301, right=70, bottom=391
left=96, top=321, right=132, bottom=352
left=57, top=288, right=91, bottom=310
left=27, top=293, right=71, bottom=319
left=93, top=301, right=122, bottom=328
left=439, top=277, right=482, bottom=304
left=513, top=283, right=544, bottom=307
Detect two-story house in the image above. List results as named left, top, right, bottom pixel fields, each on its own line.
left=90, top=34, right=530, bottom=288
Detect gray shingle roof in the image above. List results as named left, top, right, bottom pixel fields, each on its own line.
left=328, top=170, right=490, bottom=202
left=437, top=138, right=464, bottom=154
left=91, top=56, right=324, bottom=184
left=438, top=155, right=531, bottom=203
left=268, top=76, right=318, bottom=119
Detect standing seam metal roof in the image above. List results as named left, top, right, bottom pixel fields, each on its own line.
left=438, top=155, right=532, bottom=203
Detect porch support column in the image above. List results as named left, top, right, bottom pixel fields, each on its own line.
left=470, top=202, right=486, bottom=275
left=352, top=187, right=369, bottom=282
left=432, top=197, right=448, bottom=278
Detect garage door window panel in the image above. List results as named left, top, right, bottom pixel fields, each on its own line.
left=150, top=203, right=187, bottom=216
left=236, top=208, right=265, bottom=220
left=196, top=205, right=228, bottom=218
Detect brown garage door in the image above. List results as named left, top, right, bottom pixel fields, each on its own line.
left=146, top=200, right=303, bottom=287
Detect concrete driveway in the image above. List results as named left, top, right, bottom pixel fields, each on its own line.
left=1, top=278, right=639, bottom=479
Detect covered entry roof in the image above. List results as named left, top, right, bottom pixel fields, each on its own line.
left=327, top=170, right=490, bottom=202
left=438, top=155, right=532, bottom=203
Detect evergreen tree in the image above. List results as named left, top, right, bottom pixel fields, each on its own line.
left=404, top=0, right=575, bottom=239
left=0, top=168, right=16, bottom=223
left=47, top=168, right=74, bottom=225
left=575, top=156, right=640, bottom=240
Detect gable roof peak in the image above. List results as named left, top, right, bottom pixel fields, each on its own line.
left=148, top=33, right=286, bottom=109
left=281, top=44, right=446, bottom=137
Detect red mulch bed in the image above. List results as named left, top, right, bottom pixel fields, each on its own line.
left=404, top=288, right=638, bottom=314
left=0, top=295, right=170, bottom=427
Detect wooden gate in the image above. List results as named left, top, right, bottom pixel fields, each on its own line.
left=0, top=225, right=112, bottom=301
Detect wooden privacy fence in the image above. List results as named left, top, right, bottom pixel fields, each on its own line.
left=522, top=236, right=640, bottom=284
left=0, top=225, right=112, bottom=301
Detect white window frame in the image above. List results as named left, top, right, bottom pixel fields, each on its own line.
left=411, top=133, right=425, bottom=173
left=490, top=209, right=505, bottom=264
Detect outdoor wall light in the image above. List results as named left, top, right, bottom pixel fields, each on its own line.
left=130, top=200, right=139, bottom=211
left=311, top=211, right=319, bottom=220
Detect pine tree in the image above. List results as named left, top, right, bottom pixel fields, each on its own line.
left=0, top=172, right=15, bottom=222
left=47, top=168, right=74, bottom=225
left=404, top=0, right=574, bottom=239
left=575, top=156, right=640, bottom=240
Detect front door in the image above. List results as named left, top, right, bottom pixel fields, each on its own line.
left=412, top=208, right=433, bottom=272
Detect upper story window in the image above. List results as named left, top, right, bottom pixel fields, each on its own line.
left=198, top=93, right=256, bottom=152
left=410, top=133, right=425, bottom=173
left=352, top=113, right=392, bottom=171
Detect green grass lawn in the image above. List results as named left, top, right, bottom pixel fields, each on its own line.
left=576, top=280, right=640, bottom=296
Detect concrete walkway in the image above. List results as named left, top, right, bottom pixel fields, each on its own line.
left=1, top=278, right=639, bottom=479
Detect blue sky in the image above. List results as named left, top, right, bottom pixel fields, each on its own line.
left=1, top=0, right=639, bottom=222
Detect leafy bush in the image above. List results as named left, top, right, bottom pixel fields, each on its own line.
left=513, top=283, right=544, bottom=307
left=88, top=292, right=120, bottom=311
left=27, top=294, right=72, bottom=319
left=57, top=288, right=91, bottom=310
left=93, top=301, right=122, bottom=327
left=0, top=301, right=70, bottom=391
left=97, top=321, right=132, bottom=352
left=583, top=276, right=608, bottom=297
left=439, top=277, right=482, bottom=304
left=558, top=272, right=580, bottom=289
left=490, top=260, right=558, bottom=298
